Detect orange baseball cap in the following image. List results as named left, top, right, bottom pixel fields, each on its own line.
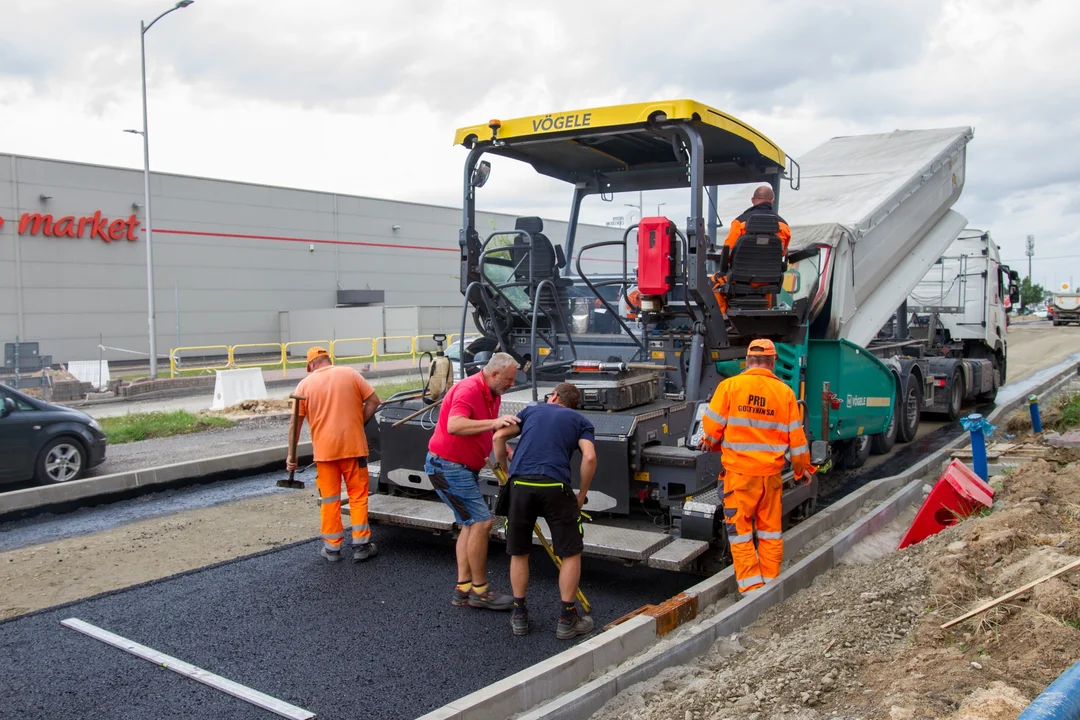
left=747, top=339, right=777, bottom=357
left=306, top=346, right=330, bottom=367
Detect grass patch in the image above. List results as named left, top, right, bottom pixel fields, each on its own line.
left=99, top=410, right=235, bottom=444
left=1055, top=392, right=1080, bottom=432
left=372, top=379, right=426, bottom=400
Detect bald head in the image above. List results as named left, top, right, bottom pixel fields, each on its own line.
left=751, top=185, right=775, bottom=206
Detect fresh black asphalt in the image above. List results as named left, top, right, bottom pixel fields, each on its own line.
left=0, top=524, right=696, bottom=720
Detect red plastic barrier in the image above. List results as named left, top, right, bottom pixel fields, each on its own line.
left=898, top=460, right=994, bottom=550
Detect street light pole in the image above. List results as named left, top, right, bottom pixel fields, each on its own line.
left=131, top=0, right=194, bottom=379
left=657, top=202, right=667, bottom=216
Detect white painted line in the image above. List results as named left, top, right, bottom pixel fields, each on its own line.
left=60, top=618, right=315, bottom=720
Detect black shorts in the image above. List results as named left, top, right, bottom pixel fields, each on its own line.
left=505, top=475, right=584, bottom=558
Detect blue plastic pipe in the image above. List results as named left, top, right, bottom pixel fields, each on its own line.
left=1017, top=659, right=1080, bottom=720
left=1030, top=394, right=1044, bottom=433
left=966, top=413, right=989, bottom=481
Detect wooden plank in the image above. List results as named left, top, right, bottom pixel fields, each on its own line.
left=61, top=618, right=315, bottom=719
left=940, top=558, right=1080, bottom=630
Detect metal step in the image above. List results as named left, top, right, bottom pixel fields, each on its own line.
left=647, top=538, right=711, bottom=571
left=366, top=494, right=455, bottom=531
left=494, top=517, right=673, bottom=562
left=360, top=494, right=675, bottom=563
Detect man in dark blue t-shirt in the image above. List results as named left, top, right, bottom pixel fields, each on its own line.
left=493, top=382, right=597, bottom=640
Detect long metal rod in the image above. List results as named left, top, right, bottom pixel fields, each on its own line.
left=140, top=21, right=158, bottom=378
left=60, top=618, right=315, bottom=720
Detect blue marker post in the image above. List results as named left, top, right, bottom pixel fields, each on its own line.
left=1029, top=394, right=1043, bottom=434
left=960, top=413, right=994, bottom=482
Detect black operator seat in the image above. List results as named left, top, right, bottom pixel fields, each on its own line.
left=510, top=217, right=573, bottom=289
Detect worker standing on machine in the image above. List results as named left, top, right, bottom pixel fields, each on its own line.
left=698, top=339, right=815, bottom=594
left=492, top=382, right=597, bottom=640
left=287, top=347, right=382, bottom=563
left=426, top=352, right=521, bottom=610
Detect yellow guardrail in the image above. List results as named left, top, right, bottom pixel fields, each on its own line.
left=169, top=333, right=464, bottom=379
left=168, top=345, right=232, bottom=378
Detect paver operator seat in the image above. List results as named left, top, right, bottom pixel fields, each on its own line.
left=712, top=214, right=802, bottom=342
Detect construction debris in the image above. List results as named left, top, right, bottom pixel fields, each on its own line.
left=594, top=435, right=1080, bottom=720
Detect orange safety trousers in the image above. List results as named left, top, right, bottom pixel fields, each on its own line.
left=722, top=471, right=784, bottom=593
left=315, top=458, right=371, bottom=550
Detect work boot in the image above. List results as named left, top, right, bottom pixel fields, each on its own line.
left=556, top=613, right=595, bottom=640
left=511, top=612, right=530, bottom=637
left=467, top=586, right=515, bottom=611
left=352, top=542, right=378, bottom=563
left=320, top=547, right=342, bottom=563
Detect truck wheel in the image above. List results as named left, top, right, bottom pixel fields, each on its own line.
left=838, top=435, right=871, bottom=469
left=976, top=355, right=1000, bottom=403
left=896, top=372, right=922, bottom=444
left=945, top=368, right=964, bottom=421
left=870, top=385, right=898, bottom=455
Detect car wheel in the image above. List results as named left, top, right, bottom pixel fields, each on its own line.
left=36, top=437, right=86, bottom=484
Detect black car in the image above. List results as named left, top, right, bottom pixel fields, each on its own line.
left=0, top=384, right=107, bottom=485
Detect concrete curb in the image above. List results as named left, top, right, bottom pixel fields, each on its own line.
left=417, top=357, right=1080, bottom=720
left=0, top=441, right=313, bottom=521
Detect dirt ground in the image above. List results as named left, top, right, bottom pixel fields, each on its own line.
left=202, top=398, right=292, bottom=419
left=0, top=488, right=321, bottom=621
left=1005, top=322, right=1080, bottom=383
left=593, top=435, right=1080, bottom=719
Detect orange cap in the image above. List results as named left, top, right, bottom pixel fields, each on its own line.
left=306, top=346, right=330, bottom=368
left=747, top=339, right=777, bottom=357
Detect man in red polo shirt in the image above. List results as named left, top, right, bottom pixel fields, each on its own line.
left=426, top=352, right=520, bottom=610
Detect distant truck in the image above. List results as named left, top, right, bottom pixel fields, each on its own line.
left=1049, top=293, right=1080, bottom=326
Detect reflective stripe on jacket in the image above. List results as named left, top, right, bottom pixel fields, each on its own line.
left=701, top=367, right=810, bottom=476
left=722, top=203, right=792, bottom=251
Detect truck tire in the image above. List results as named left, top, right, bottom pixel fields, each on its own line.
left=896, top=371, right=922, bottom=444
left=945, top=368, right=964, bottom=421
left=838, top=435, right=871, bottom=469
left=870, top=384, right=899, bottom=455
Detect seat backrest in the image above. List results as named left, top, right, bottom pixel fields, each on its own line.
left=729, top=213, right=785, bottom=285
left=510, top=217, right=558, bottom=281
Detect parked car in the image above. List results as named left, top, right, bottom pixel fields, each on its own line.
left=0, top=384, right=107, bottom=485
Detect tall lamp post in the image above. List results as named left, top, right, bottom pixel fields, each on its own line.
left=124, top=0, right=194, bottom=379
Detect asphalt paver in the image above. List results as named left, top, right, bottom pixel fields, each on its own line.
left=1, top=524, right=695, bottom=720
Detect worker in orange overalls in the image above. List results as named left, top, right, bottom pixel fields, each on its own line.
left=716, top=185, right=793, bottom=316
left=698, top=339, right=815, bottom=594
left=286, top=346, right=382, bottom=563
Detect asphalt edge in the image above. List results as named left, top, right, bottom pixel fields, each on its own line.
left=417, top=358, right=1080, bottom=720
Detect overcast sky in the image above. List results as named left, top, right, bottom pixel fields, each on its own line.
left=4, top=0, right=1080, bottom=290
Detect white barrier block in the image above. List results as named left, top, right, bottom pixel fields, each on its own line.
left=211, top=368, right=268, bottom=411
left=67, top=360, right=111, bottom=390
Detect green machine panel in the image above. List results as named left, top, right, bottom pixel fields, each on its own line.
left=805, top=339, right=894, bottom=442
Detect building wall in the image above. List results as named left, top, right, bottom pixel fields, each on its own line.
left=0, top=153, right=623, bottom=362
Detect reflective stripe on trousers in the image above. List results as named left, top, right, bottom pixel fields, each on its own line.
left=723, top=472, right=784, bottom=594
left=316, top=458, right=371, bottom=548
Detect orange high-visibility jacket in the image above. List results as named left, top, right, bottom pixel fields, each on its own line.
left=723, top=203, right=792, bottom=252
left=700, top=367, right=810, bottom=477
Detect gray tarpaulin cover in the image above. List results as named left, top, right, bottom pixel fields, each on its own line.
left=714, top=128, right=974, bottom=251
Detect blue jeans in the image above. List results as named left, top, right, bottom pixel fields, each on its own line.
left=425, top=453, right=491, bottom=526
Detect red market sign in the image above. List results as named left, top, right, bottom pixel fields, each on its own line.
left=0, top=212, right=141, bottom=242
